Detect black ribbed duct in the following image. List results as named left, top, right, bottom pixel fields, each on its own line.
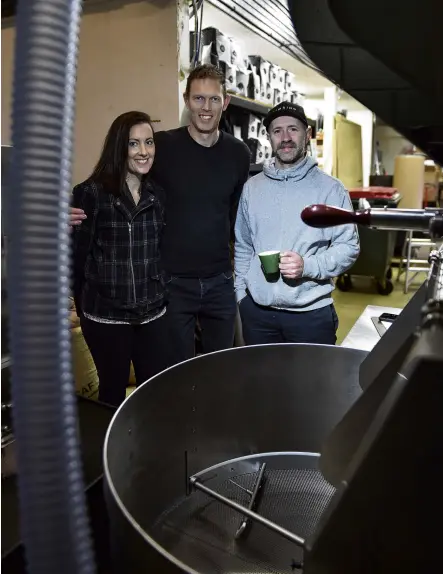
left=209, top=0, right=322, bottom=71
left=288, top=0, right=443, bottom=165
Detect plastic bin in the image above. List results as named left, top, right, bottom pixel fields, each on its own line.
left=349, top=187, right=401, bottom=206
left=336, top=187, right=401, bottom=295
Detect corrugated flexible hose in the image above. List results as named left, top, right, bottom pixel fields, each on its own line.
left=8, top=0, right=96, bottom=572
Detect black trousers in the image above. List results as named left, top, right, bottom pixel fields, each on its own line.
left=164, top=271, right=237, bottom=366
left=239, top=294, right=339, bottom=346
left=80, top=313, right=168, bottom=407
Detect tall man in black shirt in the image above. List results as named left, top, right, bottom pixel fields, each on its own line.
left=151, top=65, right=251, bottom=364
left=71, top=65, right=251, bottom=366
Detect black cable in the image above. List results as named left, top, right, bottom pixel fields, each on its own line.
left=197, top=0, right=204, bottom=64
left=190, top=0, right=199, bottom=68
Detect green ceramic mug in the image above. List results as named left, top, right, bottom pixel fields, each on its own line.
left=258, top=251, right=281, bottom=275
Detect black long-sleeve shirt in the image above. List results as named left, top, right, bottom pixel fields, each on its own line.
left=151, top=127, right=251, bottom=277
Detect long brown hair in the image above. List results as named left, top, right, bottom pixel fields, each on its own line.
left=89, top=111, right=154, bottom=196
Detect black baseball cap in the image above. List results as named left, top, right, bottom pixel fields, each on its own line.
left=263, top=101, right=308, bottom=130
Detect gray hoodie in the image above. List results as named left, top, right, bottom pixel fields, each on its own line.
left=234, top=156, right=359, bottom=311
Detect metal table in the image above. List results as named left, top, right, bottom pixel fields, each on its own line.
left=340, top=305, right=402, bottom=352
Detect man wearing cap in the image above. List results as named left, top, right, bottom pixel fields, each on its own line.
left=234, top=102, right=359, bottom=345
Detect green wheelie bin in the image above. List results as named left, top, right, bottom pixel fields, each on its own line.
left=336, top=187, right=401, bottom=295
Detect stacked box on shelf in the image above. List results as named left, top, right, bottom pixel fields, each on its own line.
left=191, top=28, right=302, bottom=107
left=248, top=56, right=300, bottom=106
left=195, top=28, right=251, bottom=97
left=189, top=29, right=312, bottom=172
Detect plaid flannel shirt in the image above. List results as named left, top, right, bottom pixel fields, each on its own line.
left=72, top=177, right=166, bottom=323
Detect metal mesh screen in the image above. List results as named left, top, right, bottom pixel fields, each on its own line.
left=152, top=456, right=334, bottom=573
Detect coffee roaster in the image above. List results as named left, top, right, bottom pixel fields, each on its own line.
left=103, top=205, right=442, bottom=573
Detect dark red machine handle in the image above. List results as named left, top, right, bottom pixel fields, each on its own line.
left=301, top=204, right=371, bottom=228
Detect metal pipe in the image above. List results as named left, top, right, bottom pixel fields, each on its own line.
left=190, top=475, right=306, bottom=547
left=301, top=204, right=443, bottom=234
left=235, top=462, right=266, bottom=539
left=368, top=209, right=436, bottom=231
left=427, top=247, right=443, bottom=303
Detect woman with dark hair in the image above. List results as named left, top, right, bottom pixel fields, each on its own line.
left=72, top=111, right=167, bottom=407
